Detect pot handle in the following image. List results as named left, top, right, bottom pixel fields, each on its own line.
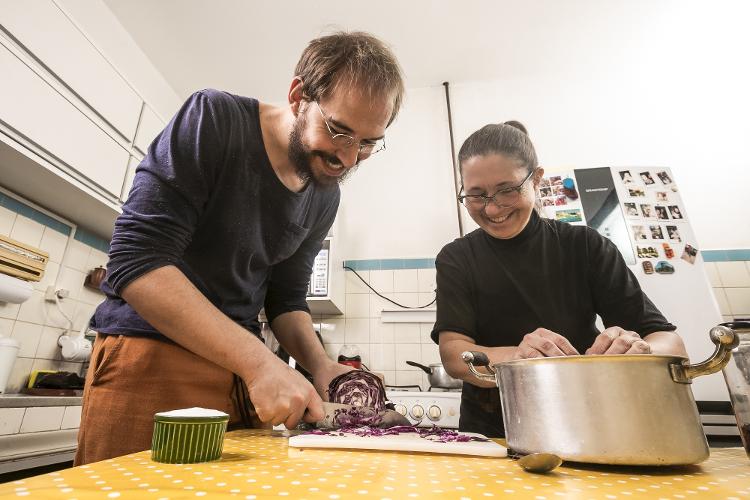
left=405, top=360, right=433, bottom=375
left=461, top=351, right=497, bottom=382
left=670, top=325, right=739, bottom=384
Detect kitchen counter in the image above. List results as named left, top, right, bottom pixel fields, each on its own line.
left=1, top=429, right=748, bottom=498
left=0, top=394, right=82, bottom=408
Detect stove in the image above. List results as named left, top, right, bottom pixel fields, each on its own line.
left=386, top=390, right=461, bottom=429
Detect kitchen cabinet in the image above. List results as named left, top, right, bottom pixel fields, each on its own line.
left=133, top=104, right=165, bottom=155
left=120, top=155, right=141, bottom=203
left=1, top=0, right=142, bottom=142
left=0, top=42, right=130, bottom=199
left=1, top=429, right=747, bottom=498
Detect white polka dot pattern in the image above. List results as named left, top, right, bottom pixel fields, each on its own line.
left=0, top=430, right=747, bottom=499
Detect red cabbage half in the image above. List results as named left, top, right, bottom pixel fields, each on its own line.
left=327, top=370, right=387, bottom=411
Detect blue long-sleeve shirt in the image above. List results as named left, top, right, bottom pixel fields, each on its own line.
left=92, top=89, right=340, bottom=338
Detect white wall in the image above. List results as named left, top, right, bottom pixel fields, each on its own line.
left=54, top=0, right=183, bottom=122
left=339, top=2, right=750, bottom=257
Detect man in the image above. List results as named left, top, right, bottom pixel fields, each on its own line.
left=75, top=31, right=404, bottom=464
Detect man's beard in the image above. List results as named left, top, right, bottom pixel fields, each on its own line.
left=288, top=113, right=357, bottom=186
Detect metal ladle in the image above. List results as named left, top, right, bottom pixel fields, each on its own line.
left=516, top=452, right=563, bottom=473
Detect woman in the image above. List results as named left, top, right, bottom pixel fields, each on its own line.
left=431, top=121, right=686, bottom=438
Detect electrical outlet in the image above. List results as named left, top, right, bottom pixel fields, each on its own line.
left=44, top=285, right=57, bottom=302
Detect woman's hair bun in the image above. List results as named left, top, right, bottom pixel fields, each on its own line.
left=502, top=120, right=528, bottom=135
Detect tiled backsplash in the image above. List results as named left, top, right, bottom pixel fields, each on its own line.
left=315, top=265, right=439, bottom=389
left=0, top=190, right=108, bottom=394
left=704, top=260, right=750, bottom=321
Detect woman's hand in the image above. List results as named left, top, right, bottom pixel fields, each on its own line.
left=585, top=327, right=651, bottom=355
left=513, top=328, right=580, bottom=359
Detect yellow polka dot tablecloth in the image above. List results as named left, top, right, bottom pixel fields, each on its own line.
left=2, top=430, right=749, bottom=499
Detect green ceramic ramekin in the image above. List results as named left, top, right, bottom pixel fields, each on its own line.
left=151, top=410, right=229, bottom=464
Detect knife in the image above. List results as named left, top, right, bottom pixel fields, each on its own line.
left=313, top=402, right=411, bottom=430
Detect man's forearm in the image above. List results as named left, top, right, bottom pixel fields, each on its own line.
left=120, top=265, right=272, bottom=381
left=270, top=310, right=331, bottom=375
left=439, top=333, right=516, bottom=388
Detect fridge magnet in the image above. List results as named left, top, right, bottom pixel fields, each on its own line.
left=666, top=225, right=682, bottom=242
left=662, top=242, right=675, bottom=259
left=668, top=205, right=683, bottom=219
left=628, top=187, right=646, bottom=197
left=655, top=261, right=675, bottom=274
left=657, top=170, right=673, bottom=185
left=540, top=187, right=552, bottom=197
left=655, top=191, right=669, bottom=202
left=619, top=170, right=634, bottom=184
left=640, top=171, right=656, bottom=185
left=637, top=246, right=659, bottom=259
left=624, top=202, right=640, bottom=218
left=681, top=244, right=698, bottom=264
left=640, top=204, right=656, bottom=219
left=540, top=177, right=551, bottom=188
left=554, top=196, right=567, bottom=206
left=562, top=177, right=579, bottom=199
left=555, top=209, right=583, bottom=223
left=642, top=261, right=655, bottom=274
left=655, top=205, right=670, bottom=220
left=632, top=225, right=648, bottom=240
left=549, top=175, right=563, bottom=186
left=649, top=225, right=664, bottom=240
left=542, top=198, right=555, bottom=207
left=553, top=184, right=565, bottom=196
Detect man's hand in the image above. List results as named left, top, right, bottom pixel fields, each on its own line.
left=513, top=328, right=580, bottom=359
left=586, top=326, right=651, bottom=355
left=311, top=361, right=355, bottom=401
left=244, top=353, right=325, bottom=429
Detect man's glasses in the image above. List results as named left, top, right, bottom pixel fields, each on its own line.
left=314, top=101, right=386, bottom=158
left=458, top=168, right=537, bottom=209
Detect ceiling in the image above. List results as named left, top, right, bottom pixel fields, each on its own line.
left=102, top=0, right=685, bottom=103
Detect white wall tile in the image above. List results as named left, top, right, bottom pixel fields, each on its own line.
left=61, top=406, right=82, bottom=429
left=394, top=323, right=421, bottom=344
left=63, top=239, right=91, bottom=272
left=0, top=206, right=16, bottom=236
left=394, top=343, right=421, bottom=371
left=725, top=288, right=750, bottom=315
left=10, top=321, right=43, bottom=358
left=0, top=300, right=20, bottom=320
left=85, top=248, right=109, bottom=271
left=369, top=270, right=394, bottom=293
left=0, top=408, right=25, bottom=435
left=59, top=361, right=84, bottom=375
left=420, top=324, right=435, bottom=343
left=345, top=293, right=370, bottom=318
left=20, top=406, right=65, bottom=433
left=712, top=288, right=731, bottom=316
left=34, top=261, right=60, bottom=292
left=370, top=343, right=396, bottom=371
left=703, top=262, right=722, bottom=287
left=10, top=215, right=44, bottom=248
left=344, top=318, right=370, bottom=344
left=394, top=269, right=419, bottom=293
left=320, top=318, right=346, bottom=344
left=5, top=357, right=33, bottom=393
left=395, top=370, right=423, bottom=387
left=16, top=290, right=49, bottom=326
left=38, top=228, right=69, bottom=264
left=73, top=302, right=98, bottom=332
left=369, top=294, right=395, bottom=318
left=370, top=320, right=395, bottom=343
left=716, top=262, right=750, bottom=288
left=420, top=343, right=441, bottom=365
left=418, top=293, right=436, bottom=309
left=30, top=358, right=61, bottom=374
left=323, top=342, right=343, bottom=362
left=345, top=270, right=370, bottom=294
left=380, top=370, right=395, bottom=386
left=417, top=268, right=437, bottom=293
left=35, top=326, right=64, bottom=360
left=56, top=267, right=86, bottom=300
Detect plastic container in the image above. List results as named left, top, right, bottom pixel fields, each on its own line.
left=0, top=336, right=20, bottom=394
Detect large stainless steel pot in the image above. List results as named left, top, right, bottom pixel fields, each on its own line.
left=462, top=325, right=739, bottom=465
left=405, top=361, right=463, bottom=389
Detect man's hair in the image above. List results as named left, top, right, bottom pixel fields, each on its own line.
left=295, top=31, right=405, bottom=126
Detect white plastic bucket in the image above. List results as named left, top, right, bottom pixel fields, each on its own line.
left=0, top=336, right=20, bottom=393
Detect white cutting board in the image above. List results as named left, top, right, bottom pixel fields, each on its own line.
left=288, top=431, right=507, bottom=457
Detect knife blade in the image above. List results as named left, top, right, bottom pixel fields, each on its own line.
left=315, top=401, right=411, bottom=430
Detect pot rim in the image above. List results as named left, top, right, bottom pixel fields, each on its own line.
left=494, top=353, right=689, bottom=368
